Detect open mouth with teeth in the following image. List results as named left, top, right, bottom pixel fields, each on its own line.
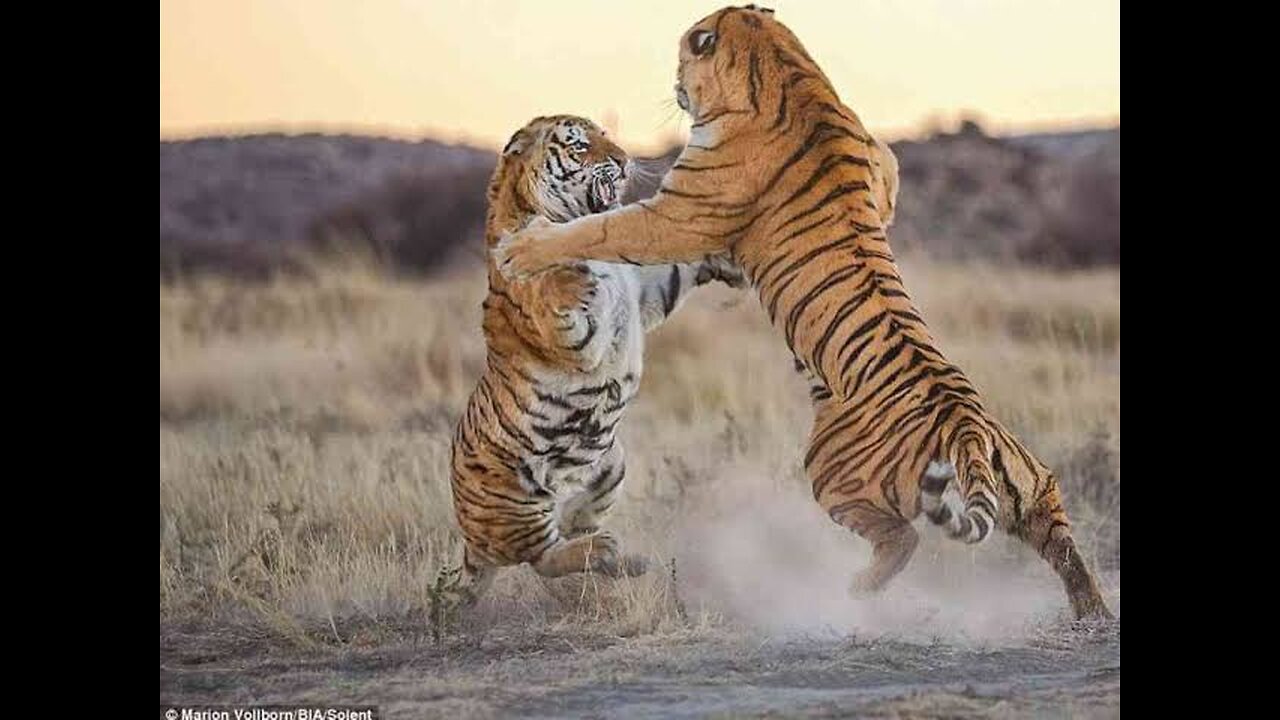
left=587, top=174, right=620, bottom=213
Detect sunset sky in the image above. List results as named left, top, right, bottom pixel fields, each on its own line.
left=160, top=0, right=1120, bottom=152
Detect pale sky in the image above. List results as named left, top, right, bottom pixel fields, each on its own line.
left=160, top=0, right=1120, bottom=152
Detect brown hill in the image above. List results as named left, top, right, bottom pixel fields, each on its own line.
left=159, top=122, right=1118, bottom=280
left=160, top=134, right=495, bottom=279
left=891, top=122, right=1120, bottom=266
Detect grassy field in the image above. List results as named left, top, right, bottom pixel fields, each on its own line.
left=159, top=257, right=1119, bottom=716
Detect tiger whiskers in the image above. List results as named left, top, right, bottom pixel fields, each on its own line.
left=628, top=158, right=672, bottom=184
left=653, top=96, right=686, bottom=134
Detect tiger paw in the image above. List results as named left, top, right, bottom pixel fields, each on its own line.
left=849, top=571, right=889, bottom=596
left=494, top=217, right=559, bottom=281
left=430, top=562, right=479, bottom=614
left=546, top=264, right=599, bottom=317
left=593, top=551, right=650, bottom=578
left=696, top=256, right=748, bottom=289
left=587, top=533, right=649, bottom=578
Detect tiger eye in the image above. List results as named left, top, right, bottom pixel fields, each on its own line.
left=689, top=30, right=716, bottom=56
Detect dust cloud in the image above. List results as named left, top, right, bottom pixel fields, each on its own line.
left=669, top=468, right=1073, bottom=644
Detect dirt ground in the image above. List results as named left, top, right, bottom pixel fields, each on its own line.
left=161, top=602, right=1118, bottom=719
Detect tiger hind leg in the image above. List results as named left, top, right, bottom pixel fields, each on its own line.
left=834, top=504, right=920, bottom=594
left=533, top=530, right=648, bottom=579
left=460, top=545, right=499, bottom=602
left=559, top=449, right=626, bottom=539
left=1019, top=485, right=1114, bottom=620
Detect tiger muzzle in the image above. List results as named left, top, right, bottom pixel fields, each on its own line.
left=587, top=164, right=622, bottom=213
left=675, top=84, right=691, bottom=113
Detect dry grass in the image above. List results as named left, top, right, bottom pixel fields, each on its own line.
left=158, top=257, right=1120, bottom=646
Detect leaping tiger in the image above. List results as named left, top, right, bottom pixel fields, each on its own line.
left=494, top=8, right=1112, bottom=620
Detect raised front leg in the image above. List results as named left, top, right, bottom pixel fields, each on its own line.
left=494, top=195, right=735, bottom=281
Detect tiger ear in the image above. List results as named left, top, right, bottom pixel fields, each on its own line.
left=502, top=128, right=533, bottom=157
left=870, top=140, right=900, bottom=227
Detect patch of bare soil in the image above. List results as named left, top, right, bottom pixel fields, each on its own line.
left=160, top=617, right=1118, bottom=719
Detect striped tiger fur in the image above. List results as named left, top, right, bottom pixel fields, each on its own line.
left=494, top=8, right=1112, bottom=620
left=450, top=115, right=742, bottom=600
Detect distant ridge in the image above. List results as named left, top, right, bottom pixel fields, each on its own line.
left=1005, top=127, right=1120, bottom=160
left=160, top=124, right=1119, bottom=280
left=160, top=134, right=496, bottom=279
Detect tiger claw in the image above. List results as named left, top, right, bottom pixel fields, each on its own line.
left=493, top=242, right=544, bottom=282
left=491, top=235, right=522, bottom=280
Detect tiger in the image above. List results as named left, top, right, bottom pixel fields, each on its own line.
left=448, top=114, right=742, bottom=601
left=493, top=7, right=1113, bottom=620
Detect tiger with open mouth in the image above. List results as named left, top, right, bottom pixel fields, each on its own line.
left=448, top=114, right=742, bottom=599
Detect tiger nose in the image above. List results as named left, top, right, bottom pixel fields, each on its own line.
left=611, top=156, right=627, bottom=178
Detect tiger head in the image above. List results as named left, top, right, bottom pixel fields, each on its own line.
left=673, top=5, right=899, bottom=226
left=488, top=115, right=630, bottom=233
left=672, top=5, right=799, bottom=121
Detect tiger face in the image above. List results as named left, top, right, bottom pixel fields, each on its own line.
left=500, top=115, right=630, bottom=223
left=673, top=5, right=899, bottom=227
left=674, top=5, right=787, bottom=120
